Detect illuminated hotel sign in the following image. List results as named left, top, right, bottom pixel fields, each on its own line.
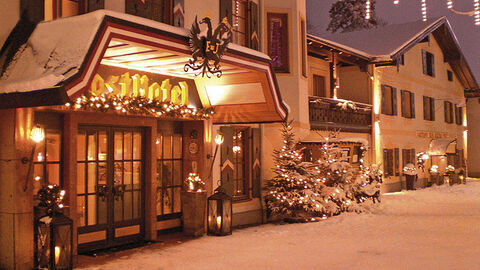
left=91, top=65, right=194, bottom=106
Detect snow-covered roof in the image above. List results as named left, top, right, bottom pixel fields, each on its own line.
left=307, top=17, right=479, bottom=91
left=308, top=17, right=445, bottom=61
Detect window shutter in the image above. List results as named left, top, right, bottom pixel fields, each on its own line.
left=444, top=101, right=448, bottom=122
left=411, top=149, right=416, bottom=165
left=422, top=50, right=428, bottom=75
left=431, top=98, right=435, bottom=121
left=381, top=85, right=387, bottom=114
left=402, top=149, right=407, bottom=168
left=394, top=148, right=400, bottom=176
left=392, top=87, right=398, bottom=115
left=251, top=128, right=261, bottom=198
left=411, top=92, right=415, bottom=118
left=459, top=107, right=463, bottom=125
left=383, top=149, right=389, bottom=177
left=219, top=0, right=233, bottom=25
left=400, top=90, right=406, bottom=117
left=423, top=96, right=428, bottom=120
left=431, top=54, right=435, bottom=77
left=249, top=1, right=260, bottom=50
left=220, top=126, right=235, bottom=197
left=387, top=149, right=394, bottom=176
left=454, top=104, right=458, bottom=124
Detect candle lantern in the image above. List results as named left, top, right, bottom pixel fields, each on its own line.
left=207, top=187, right=232, bottom=236
left=34, top=211, right=73, bottom=269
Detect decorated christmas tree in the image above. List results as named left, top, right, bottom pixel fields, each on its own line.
left=264, top=121, right=325, bottom=222
left=327, top=0, right=378, bottom=33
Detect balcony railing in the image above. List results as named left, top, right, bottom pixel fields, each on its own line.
left=309, top=96, right=372, bottom=133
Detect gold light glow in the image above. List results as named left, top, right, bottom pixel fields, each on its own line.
left=215, top=134, right=224, bottom=145
left=55, top=246, right=61, bottom=264
left=216, top=216, right=222, bottom=229
left=31, top=125, right=45, bottom=143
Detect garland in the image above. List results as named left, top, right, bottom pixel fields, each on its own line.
left=66, top=93, right=214, bottom=119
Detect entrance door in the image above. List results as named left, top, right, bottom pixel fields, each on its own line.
left=77, top=126, right=144, bottom=252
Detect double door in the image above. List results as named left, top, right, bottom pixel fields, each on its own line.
left=77, top=126, right=144, bottom=252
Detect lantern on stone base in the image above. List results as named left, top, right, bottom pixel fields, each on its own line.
left=34, top=212, right=73, bottom=269
left=207, top=187, right=232, bottom=236
left=34, top=185, right=72, bottom=269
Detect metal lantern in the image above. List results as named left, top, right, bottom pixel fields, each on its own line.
left=207, top=187, right=232, bottom=236
left=34, top=210, right=73, bottom=270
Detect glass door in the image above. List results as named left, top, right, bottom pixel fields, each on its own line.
left=77, top=126, right=144, bottom=252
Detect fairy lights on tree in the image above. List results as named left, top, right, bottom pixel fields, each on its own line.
left=265, top=124, right=383, bottom=222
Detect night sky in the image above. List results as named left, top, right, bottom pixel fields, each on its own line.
left=307, top=0, right=480, bottom=80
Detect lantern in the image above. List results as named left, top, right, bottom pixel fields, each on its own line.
left=31, top=125, right=45, bottom=143
left=34, top=211, right=73, bottom=270
left=207, top=187, right=232, bottom=236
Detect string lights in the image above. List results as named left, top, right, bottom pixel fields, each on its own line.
left=422, top=0, right=428, bottom=21
left=447, top=0, right=453, bottom=9
left=474, top=0, right=480, bottom=25
left=394, top=0, right=399, bottom=4
left=366, top=0, right=371, bottom=20
left=66, top=92, right=214, bottom=119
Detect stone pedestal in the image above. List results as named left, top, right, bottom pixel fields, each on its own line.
left=181, top=191, right=207, bottom=237
left=0, top=108, right=35, bottom=269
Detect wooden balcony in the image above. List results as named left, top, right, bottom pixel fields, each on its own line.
left=309, top=96, right=372, bottom=133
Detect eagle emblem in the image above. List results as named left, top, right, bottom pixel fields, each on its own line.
left=184, top=16, right=232, bottom=78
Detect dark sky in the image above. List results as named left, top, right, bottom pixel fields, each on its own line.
left=307, top=0, right=480, bottom=80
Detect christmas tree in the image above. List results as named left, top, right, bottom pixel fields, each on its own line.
left=327, top=0, right=378, bottom=33
left=264, top=121, right=325, bottom=222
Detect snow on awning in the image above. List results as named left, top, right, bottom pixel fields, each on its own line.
left=427, top=139, right=456, bottom=156
left=0, top=10, right=288, bottom=124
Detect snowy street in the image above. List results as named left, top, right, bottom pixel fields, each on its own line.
left=79, top=181, right=480, bottom=270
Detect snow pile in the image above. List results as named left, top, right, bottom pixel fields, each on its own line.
left=78, top=182, right=480, bottom=270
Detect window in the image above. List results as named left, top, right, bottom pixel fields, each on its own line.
left=313, top=74, right=326, bottom=97
left=267, top=12, right=289, bottom=73
left=447, top=70, right=453, bottom=81
left=444, top=101, right=453, bottom=123
left=33, top=113, right=63, bottom=196
left=156, top=122, right=183, bottom=218
left=399, top=54, right=405, bottom=65
left=455, top=105, right=463, bottom=125
left=402, top=149, right=416, bottom=168
left=220, top=0, right=260, bottom=50
left=422, top=50, right=435, bottom=77
left=383, top=148, right=400, bottom=177
left=126, top=0, right=173, bottom=24
left=220, top=126, right=261, bottom=201
left=231, top=0, right=247, bottom=46
left=401, top=90, right=415, bottom=118
left=423, top=96, right=435, bottom=121
left=232, top=127, right=248, bottom=199
left=381, top=85, right=397, bottom=116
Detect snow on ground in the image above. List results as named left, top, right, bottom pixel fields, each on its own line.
left=79, top=181, right=480, bottom=270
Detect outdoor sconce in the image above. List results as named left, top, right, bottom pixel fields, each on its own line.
left=207, top=186, right=232, bottom=236
left=34, top=212, right=73, bottom=270
left=23, top=125, right=45, bottom=191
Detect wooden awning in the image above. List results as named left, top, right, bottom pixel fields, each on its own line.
left=0, top=10, right=288, bottom=124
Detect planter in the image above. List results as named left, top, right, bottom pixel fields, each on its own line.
left=181, top=191, right=207, bottom=237
left=405, top=175, right=416, bottom=190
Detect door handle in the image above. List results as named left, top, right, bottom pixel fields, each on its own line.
left=113, top=185, right=126, bottom=201
left=96, top=184, right=109, bottom=201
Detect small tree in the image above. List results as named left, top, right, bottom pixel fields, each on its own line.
left=264, top=121, right=324, bottom=221
left=327, top=0, right=378, bottom=33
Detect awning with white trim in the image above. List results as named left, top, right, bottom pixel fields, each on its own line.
left=427, top=139, right=456, bottom=156
left=0, top=10, right=288, bottom=124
